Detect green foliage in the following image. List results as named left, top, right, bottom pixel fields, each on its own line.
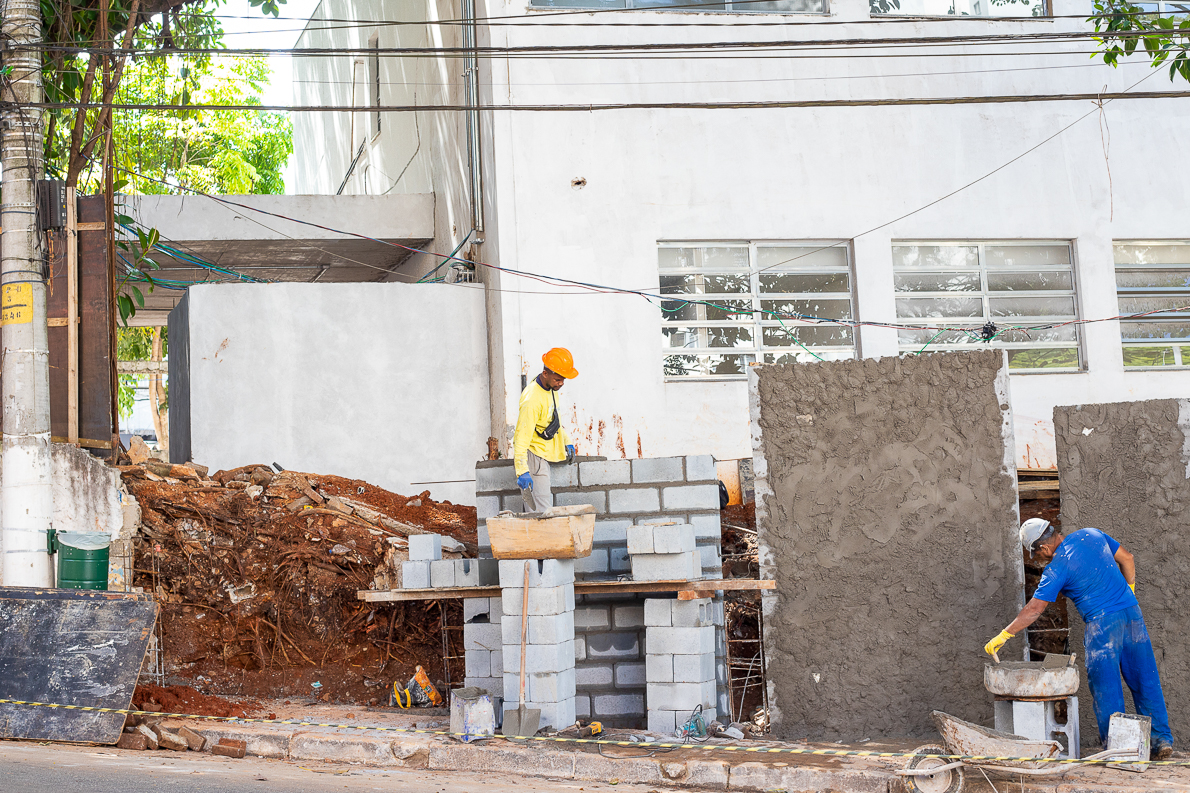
left=1093, top=0, right=1190, bottom=83
left=116, top=327, right=168, bottom=420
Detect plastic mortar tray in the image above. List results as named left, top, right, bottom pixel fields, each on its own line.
left=486, top=504, right=595, bottom=559
left=985, top=659, right=1080, bottom=698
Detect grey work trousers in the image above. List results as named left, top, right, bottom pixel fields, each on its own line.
left=520, top=450, right=553, bottom=513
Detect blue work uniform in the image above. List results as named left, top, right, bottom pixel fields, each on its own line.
left=1033, top=528, right=1172, bottom=748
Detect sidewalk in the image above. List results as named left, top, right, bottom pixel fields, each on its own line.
left=153, top=702, right=1189, bottom=793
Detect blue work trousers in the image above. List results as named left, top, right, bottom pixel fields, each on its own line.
left=1084, top=605, right=1172, bottom=747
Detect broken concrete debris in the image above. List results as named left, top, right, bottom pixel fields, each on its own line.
left=210, top=738, right=248, bottom=758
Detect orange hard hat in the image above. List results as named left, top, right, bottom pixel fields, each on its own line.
left=542, top=347, right=578, bottom=379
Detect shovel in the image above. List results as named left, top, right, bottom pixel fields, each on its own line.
left=501, top=560, right=540, bottom=739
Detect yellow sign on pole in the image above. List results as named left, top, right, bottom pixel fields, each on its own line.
left=1, top=283, right=33, bottom=326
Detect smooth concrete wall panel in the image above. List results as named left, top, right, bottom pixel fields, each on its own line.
left=751, top=351, right=1022, bottom=740
left=1054, top=399, right=1190, bottom=749
left=168, top=291, right=192, bottom=464
left=182, top=283, right=488, bottom=504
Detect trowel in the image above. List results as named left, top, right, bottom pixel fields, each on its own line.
left=500, top=561, right=540, bottom=739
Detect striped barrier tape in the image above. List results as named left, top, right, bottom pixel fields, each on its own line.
left=0, top=698, right=1185, bottom=767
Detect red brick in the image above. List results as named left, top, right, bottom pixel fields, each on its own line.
left=117, top=732, right=149, bottom=751
left=211, top=738, right=247, bottom=758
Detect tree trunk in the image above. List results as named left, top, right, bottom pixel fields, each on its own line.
left=149, top=327, right=169, bottom=455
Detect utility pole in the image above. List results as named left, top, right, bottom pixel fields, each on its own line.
left=1, top=0, right=55, bottom=586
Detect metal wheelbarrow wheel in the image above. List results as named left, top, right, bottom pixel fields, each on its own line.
left=900, top=745, right=964, bottom=793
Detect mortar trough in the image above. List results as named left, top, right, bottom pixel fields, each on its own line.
left=984, top=661, right=1080, bottom=698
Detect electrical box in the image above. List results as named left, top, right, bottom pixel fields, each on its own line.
left=38, top=179, right=67, bottom=232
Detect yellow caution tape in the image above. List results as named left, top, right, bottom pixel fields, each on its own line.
left=0, top=697, right=1183, bottom=767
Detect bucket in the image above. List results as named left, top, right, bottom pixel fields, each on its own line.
left=50, top=530, right=111, bottom=590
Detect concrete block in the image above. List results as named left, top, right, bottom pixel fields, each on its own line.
left=463, top=676, right=502, bottom=696
left=508, top=698, right=574, bottom=731
left=593, top=693, right=645, bottom=718
left=593, top=519, right=631, bottom=543
left=575, top=694, right=591, bottom=719
left=685, top=455, right=717, bottom=482
left=609, top=546, right=631, bottom=572
left=573, top=605, right=610, bottom=631
left=573, top=548, right=610, bottom=575
left=613, top=605, right=644, bottom=629
left=409, top=534, right=443, bottom=562
left=576, top=664, right=614, bottom=687
left=672, top=653, right=716, bottom=683
left=711, top=599, right=725, bottom=627
left=715, top=658, right=727, bottom=686
left=579, top=460, right=632, bottom=486
left=533, top=668, right=577, bottom=703
left=502, top=493, right=524, bottom=512
left=637, top=515, right=681, bottom=524
left=630, top=551, right=697, bottom=582
left=647, top=682, right=715, bottom=709
left=626, top=524, right=654, bottom=555
left=457, top=558, right=500, bottom=587
left=491, top=650, right=504, bottom=675
left=502, top=639, right=576, bottom=675
left=401, top=561, right=431, bottom=590
left=488, top=596, right=504, bottom=618
left=644, top=598, right=674, bottom=627
left=662, top=485, right=719, bottom=511
left=498, top=559, right=575, bottom=588
left=549, top=461, right=579, bottom=488
left=465, top=649, right=491, bottom=678
left=501, top=613, right=575, bottom=646
left=608, top=488, right=661, bottom=514
left=464, top=621, right=503, bottom=652
left=430, top=559, right=457, bottom=588
left=476, top=464, right=517, bottom=493
left=586, top=631, right=640, bottom=660
left=631, top=457, right=684, bottom=484
left=697, top=544, right=720, bottom=571
left=615, top=662, right=647, bottom=687
left=501, top=584, right=574, bottom=616
left=463, top=598, right=492, bottom=622
left=653, top=524, right=696, bottom=554
left=553, top=490, right=606, bottom=514
left=671, top=598, right=712, bottom=628
left=476, top=495, right=501, bottom=521
left=477, top=525, right=490, bottom=551
left=647, top=626, right=714, bottom=656
left=689, top=513, right=721, bottom=539
left=646, top=654, right=674, bottom=683
left=648, top=710, right=678, bottom=735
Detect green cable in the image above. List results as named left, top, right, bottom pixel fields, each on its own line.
left=917, top=327, right=949, bottom=354
left=418, top=230, right=473, bottom=283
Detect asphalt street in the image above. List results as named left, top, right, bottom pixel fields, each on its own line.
left=0, top=740, right=657, bottom=793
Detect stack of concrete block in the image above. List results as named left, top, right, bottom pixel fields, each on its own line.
left=644, top=597, right=717, bottom=735
left=463, top=596, right=505, bottom=695
left=499, top=559, right=577, bottom=730
left=402, top=534, right=499, bottom=589
left=626, top=522, right=700, bottom=582
left=572, top=596, right=647, bottom=725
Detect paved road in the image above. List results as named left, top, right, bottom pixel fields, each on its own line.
left=1, top=741, right=657, bottom=793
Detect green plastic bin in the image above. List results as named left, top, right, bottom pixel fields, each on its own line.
left=49, top=530, right=111, bottom=590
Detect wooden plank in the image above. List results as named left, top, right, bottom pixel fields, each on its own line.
left=67, top=186, right=79, bottom=445
left=357, top=578, right=776, bottom=603
left=117, top=360, right=169, bottom=374
left=47, top=317, right=80, bottom=327
left=75, top=221, right=106, bottom=231
left=0, top=588, right=157, bottom=744
left=1018, top=480, right=1060, bottom=493
left=1019, top=467, right=1058, bottom=475
left=50, top=435, right=113, bottom=449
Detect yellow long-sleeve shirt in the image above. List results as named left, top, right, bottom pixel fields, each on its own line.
left=513, top=379, right=571, bottom=475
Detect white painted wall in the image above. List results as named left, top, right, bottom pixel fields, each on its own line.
left=181, top=283, right=490, bottom=505
left=292, top=0, right=1190, bottom=468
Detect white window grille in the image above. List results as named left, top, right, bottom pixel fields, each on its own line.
left=659, top=242, right=857, bottom=379
left=530, top=0, right=826, bottom=13
left=892, top=241, right=1081, bottom=372
left=1114, top=242, right=1190, bottom=369
left=872, top=0, right=1047, bottom=18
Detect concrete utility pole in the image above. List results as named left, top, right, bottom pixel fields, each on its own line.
left=1, top=0, right=55, bottom=586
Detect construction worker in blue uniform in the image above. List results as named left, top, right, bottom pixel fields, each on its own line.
left=984, top=519, right=1173, bottom=760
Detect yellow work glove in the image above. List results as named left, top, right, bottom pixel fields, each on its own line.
left=984, top=629, right=1015, bottom=657
left=1129, top=580, right=1136, bottom=593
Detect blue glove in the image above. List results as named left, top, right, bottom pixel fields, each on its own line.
left=517, top=472, right=534, bottom=491
left=566, top=445, right=576, bottom=464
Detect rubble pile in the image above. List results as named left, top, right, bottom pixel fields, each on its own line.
left=119, top=461, right=475, bottom=702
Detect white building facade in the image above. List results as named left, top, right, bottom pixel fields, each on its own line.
left=293, top=0, right=1190, bottom=470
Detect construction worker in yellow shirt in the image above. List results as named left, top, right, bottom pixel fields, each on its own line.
left=514, top=348, right=578, bottom=512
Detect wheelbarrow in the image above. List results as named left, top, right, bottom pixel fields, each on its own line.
left=897, top=711, right=1141, bottom=793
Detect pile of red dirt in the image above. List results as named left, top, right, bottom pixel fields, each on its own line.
left=133, top=684, right=262, bottom=718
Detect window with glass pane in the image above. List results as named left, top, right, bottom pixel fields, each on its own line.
left=893, top=241, right=1080, bottom=372
left=530, top=0, right=826, bottom=12
left=660, top=242, right=856, bottom=378
left=871, top=0, right=1047, bottom=17
left=1114, top=242, right=1190, bottom=369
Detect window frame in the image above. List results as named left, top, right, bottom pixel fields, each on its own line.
left=659, top=240, right=859, bottom=381
left=891, top=239, right=1084, bottom=374
left=527, top=0, right=830, bottom=15
left=1113, top=240, right=1190, bottom=371
left=871, top=0, right=1050, bottom=19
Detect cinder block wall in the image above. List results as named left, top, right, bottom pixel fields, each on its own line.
left=474, top=455, right=726, bottom=729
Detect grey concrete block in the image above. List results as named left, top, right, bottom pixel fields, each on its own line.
left=575, top=694, right=591, bottom=719
left=573, top=605, right=611, bottom=631
left=574, top=548, right=610, bottom=575
left=465, top=649, right=491, bottom=678
left=586, top=631, right=641, bottom=660
left=501, top=584, right=575, bottom=616
left=593, top=519, right=631, bottom=544
left=711, top=599, right=725, bottom=627
left=502, top=493, right=525, bottom=512
left=498, top=559, right=575, bottom=589
left=549, top=462, right=579, bottom=489
left=614, top=662, right=646, bottom=687
left=593, top=693, right=645, bottom=718
left=631, top=457, right=684, bottom=484
left=646, top=654, right=673, bottom=683
left=458, top=558, right=500, bottom=587
left=648, top=709, right=678, bottom=735
left=673, top=653, right=716, bottom=684
left=609, top=546, right=631, bottom=572
left=575, top=664, right=614, bottom=688
left=502, top=640, right=576, bottom=675
left=644, top=598, right=674, bottom=627
left=653, top=524, right=696, bottom=554
left=500, top=613, right=575, bottom=646
left=477, top=525, right=490, bottom=552
left=504, top=668, right=576, bottom=704
left=489, top=596, right=505, bottom=618
left=463, top=676, right=502, bottom=696
left=430, top=559, right=456, bottom=588
left=491, top=650, right=504, bottom=676
left=401, top=561, right=431, bottom=589
left=689, top=513, right=721, bottom=540
left=685, top=455, right=717, bottom=483
left=505, top=698, right=575, bottom=732
left=697, top=544, right=720, bottom=571
left=608, top=488, right=661, bottom=514
left=553, top=489, right=606, bottom=514
left=579, top=460, right=631, bottom=487
left=409, top=534, right=443, bottom=562
left=464, top=621, right=503, bottom=652
left=613, top=605, right=644, bottom=629
left=626, top=524, right=655, bottom=555
left=476, top=495, right=501, bottom=521
left=574, top=636, right=586, bottom=662
left=671, top=598, right=713, bottom=627
left=463, top=597, right=491, bottom=622
left=647, top=626, right=714, bottom=656
left=647, top=681, right=715, bottom=709
left=476, top=464, right=517, bottom=494
left=662, top=484, right=719, bottom=511
left=630, top=551, right=697, bottom=582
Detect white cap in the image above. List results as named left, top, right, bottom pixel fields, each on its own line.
left=1019, top=518, right=1052, bottom=557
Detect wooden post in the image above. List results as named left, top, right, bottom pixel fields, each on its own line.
left=67, top=186, right=79, bottom=444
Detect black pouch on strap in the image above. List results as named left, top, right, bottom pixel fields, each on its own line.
left=536, top=390, right=561, bottom=441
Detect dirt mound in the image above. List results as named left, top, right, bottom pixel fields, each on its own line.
left=133, top=684, right=261, bottom=718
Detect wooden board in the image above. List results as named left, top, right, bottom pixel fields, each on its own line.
left=0, top=587, right=157, bottom=744
left=357, top=577, right=776, bottom=603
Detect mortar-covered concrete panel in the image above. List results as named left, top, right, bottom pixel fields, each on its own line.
left=751, top=351, right=1021, bottom=740
left=1055, top=399, right=1190, bottom=749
